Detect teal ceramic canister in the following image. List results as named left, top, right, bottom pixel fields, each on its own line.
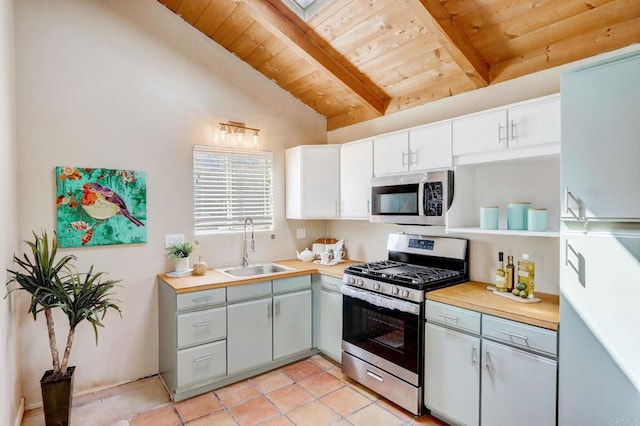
left=480, top=206, right=499, bottom=230
left=507, top=202, right=531, bottom=230
left=527, top=208, right=548, bottom=232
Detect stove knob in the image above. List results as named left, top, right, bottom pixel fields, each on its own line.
left=373, top=283, right=381, bottom=290
left=402, top=289, right=410, bottom=298
left=357, top=279, right=365, bottom=287
left=392, top=287, right=399, bottom=295
left=347, top=277, right=355, bottom=285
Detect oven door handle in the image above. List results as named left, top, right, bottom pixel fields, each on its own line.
left=341, top=285, right=421, bottom=315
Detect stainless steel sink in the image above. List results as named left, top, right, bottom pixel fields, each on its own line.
left=217, top=263, right=294, bottom=278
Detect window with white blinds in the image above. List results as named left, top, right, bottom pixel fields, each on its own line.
left=193, top=145, right=274, bottom=234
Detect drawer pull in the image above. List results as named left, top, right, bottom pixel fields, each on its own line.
left=193, top=355, right=214, bottom=363
left=501, top=330, right=529, bottom=342
left=438, top=313, right=459, bottom=321
left=193, top=321, right=214, bottom=328
left=366, top=370, right=383, bottom=382
left=192, top=296, right=211, bottom=303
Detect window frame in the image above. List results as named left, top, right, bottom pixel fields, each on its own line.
left=193, top=145, right=274, bottom=235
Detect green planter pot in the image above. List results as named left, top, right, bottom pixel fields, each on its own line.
left=40, top=366, right=75, bottom=426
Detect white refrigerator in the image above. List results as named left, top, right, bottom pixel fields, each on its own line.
left=559, top=50, right=640, bottom=424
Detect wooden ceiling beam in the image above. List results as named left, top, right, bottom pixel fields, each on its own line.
left=236, top=0, right=386, bottom=117
left=410, top=0, right=490, bottom=88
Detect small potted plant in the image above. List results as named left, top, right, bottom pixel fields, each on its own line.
left=5, top=230, right=121, bottom=426
left=166, top=241, right=196, bottom=273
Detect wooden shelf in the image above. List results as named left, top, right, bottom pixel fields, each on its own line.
left=446, top=227, right=559, bottom=238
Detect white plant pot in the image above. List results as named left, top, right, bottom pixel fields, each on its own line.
left=174, top=257, right=190, bottom=273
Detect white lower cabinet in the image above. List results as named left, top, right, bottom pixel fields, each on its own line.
left=273, top=289, right=312, bottom=359
left=159, top=274, right=313, bottom=402
left=481, top=340, right=557, bottom=426
left=425, top=322, right=480, bottom=426
left=425, top=300, right=558, bottom=426
left=317, top=276, right=343, bottom=362
left=227, top=297, right=273, bottom=375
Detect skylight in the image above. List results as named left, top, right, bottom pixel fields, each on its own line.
left=281, top=0, right=333, bottom=21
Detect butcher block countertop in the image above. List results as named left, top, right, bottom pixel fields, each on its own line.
left=158, top=259, right=362, bottom=293
left=427, top=282, right=559, bottom=331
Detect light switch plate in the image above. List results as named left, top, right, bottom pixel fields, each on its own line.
left=296, top=228, right=306, bottom=239
left=165, top=234, right=185, bottom=248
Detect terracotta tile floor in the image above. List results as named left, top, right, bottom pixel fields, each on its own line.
left=23, top=354, right=448, bottom=426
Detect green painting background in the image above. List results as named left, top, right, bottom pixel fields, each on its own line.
left=56, top=167, right=147, bottom=247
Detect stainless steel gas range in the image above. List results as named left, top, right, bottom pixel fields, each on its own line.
left=341, top=233, right=469, bottom=415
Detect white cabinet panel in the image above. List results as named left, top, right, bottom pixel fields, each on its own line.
left=286, top=145, right=340, bottom=219
left=227, top=298, right=272, bottom=374
left=340, top=139, right=373, bottom=218
left=318, top=288, right=342, bottom=363
left=560, top=233, right=640, bottom=389
left=481, top=340, right=557, bottom=426
left=509, top=95, right=560, bottom=148
left=373, top=132, right=409, bottom=175
left=561, top=52, right=640, bottom=220
left=425, top=323, right=480, bottom=426
left=409, top=122, right=452, bottom=170
left=177, top=307, right=226, bottom=349
left=452, top=109, right=507, bottom=156
left=273, top=290, right=312, bottom=359
left=177, top=340, right=226, bottom=388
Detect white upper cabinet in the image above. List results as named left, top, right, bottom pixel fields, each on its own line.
left=373, top=121, right=453, bottom=176
left=452, top=94, right=560, bottom=165
left=409, top=121, right=452, bottom=170
left=373, top=131, right=409, bottom=175
left=509, top=95, right=560, bottom=148
left=561, top=52, right=640, bottom=221
left=340, top=139, right=373, bottom=219
left=452, top=109, right=508, bottom=156
left=286, top=145, right=340, bottom=219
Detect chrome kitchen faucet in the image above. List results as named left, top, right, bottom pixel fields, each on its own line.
left=242, top=217, right=255, bottom=267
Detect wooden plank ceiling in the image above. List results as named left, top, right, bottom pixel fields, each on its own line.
left=157, top=0, right=640, bottom=130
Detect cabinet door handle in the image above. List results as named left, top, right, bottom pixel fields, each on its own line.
left=497, top=123, right=506, bottom=143
left=275, top=301, right=280, bottom=316
left=402, top=151, right=408, bottom=167
left=484, top=351, right=492, bottom=371
left=471, top=345, right=478, bottom=366
left=565, top=240, right=586, bottom=287
left=192, top=296, right=211, bottom=303
left=367, top=199, right=370, bottom=214
left=501, top=330, right=529, bottom=342
left=510, top=121, right=518, bottom=142
left=410, top=150, right=417, bottom=166
left=564, top=187, right=584, bottom=221
left=193, top=355, right=213, bottom=363
left=193, top=321, right=214, bottom=328
left=438, top=312, right=459, bottom=322
left=366, top=370, right=384, bottom=382
left=267, top=303, right=272, bottom=319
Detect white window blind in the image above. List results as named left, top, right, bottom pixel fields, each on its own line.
left=193, top=145, right=274, bottom=234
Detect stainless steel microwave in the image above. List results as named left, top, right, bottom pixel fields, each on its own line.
left=370, top=170, right=453, bottom=226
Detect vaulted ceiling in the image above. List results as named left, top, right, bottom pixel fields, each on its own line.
left=157, top=0, right=640, bottom=130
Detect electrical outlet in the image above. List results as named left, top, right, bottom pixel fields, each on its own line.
left=296, top=228, right=306, bottom=239
left=165, top=234, right=185, bottom=248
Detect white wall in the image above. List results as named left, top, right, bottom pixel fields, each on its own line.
left=15, top=0, right=326, bottom=407
left=0, top=0, right=21, bottom=423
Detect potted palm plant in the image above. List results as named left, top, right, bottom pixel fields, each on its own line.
left=6, top=231, right=121, bottom=426
left=166, top=241, right=196, bottom=273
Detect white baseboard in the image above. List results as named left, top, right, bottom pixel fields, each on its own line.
left=14, top=397, right=24, bottom=426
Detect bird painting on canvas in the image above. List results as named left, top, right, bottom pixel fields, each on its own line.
left=56, top=167, right=147, bottom=247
